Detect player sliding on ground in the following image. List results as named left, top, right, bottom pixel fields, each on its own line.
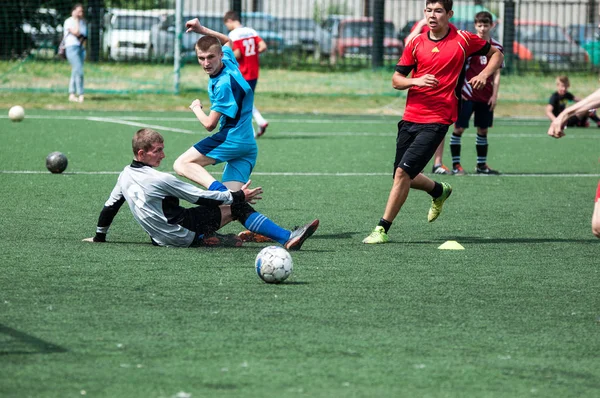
left=84, top=129, right=318, bottom=250
left=173, top=17, right=319, bottom=247
left=363, top=0, right=503, bottom=244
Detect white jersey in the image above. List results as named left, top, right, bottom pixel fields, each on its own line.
left=63, top=17, right=87, bottom=47
left=103, top=161, right=235, bottom=247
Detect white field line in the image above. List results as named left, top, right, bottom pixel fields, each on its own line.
left=1, top=170, right=599, bottom=177
left=0, top=114, right=549, bottom=125
left=85, top=116, right=196, bottom=134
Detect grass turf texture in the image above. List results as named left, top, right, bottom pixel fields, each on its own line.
left=1, top=111, right=600, bottom=397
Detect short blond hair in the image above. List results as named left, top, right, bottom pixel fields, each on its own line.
left=132, top=128, right=163, bottom=155
left=556, top=75, right=570, bottom=86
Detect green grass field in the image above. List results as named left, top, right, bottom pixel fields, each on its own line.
left=1, top=110, right=599, bottom=397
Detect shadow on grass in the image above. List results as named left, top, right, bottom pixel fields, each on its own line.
left=0, top=324, right=67, bottom=356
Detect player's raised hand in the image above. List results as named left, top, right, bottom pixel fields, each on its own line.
left=241, top=180, right=263, bottom=204
left=414, top=74, right=439, bottom=88
left=189, top=99, right=203, bottom=110
left=185, top=18, right=203, bottom=34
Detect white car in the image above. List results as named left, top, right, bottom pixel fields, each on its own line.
left=103, top=9, right=166, bottom=61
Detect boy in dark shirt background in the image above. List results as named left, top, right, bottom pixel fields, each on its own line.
left=546, top=75, right=600, bottom=127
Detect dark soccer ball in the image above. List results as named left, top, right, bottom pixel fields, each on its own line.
left=46, top=152, right=68, bottom=174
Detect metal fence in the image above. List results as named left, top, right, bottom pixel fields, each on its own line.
left=3, top=0, right=600, bottom=72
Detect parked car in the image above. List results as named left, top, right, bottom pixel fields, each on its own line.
left=330, top=17, right=403, bottom=63
left=242, top=12, right=284, bottom=54
left=22, top=8, right=63, bottom=53
left=279, top=17, right=324, bottom=54
left=103, top=9, right=163, bottom=60
left=319, top=14, right=352, bottom=56
left=150, top=13, right=227, bottom=61
left=514, top=20, right=590, bottom=71
left=567, top=23, right=599, bottom=45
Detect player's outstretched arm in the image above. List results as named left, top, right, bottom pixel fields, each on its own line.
left=548, top=88, right=600, bottom=138
left=189, top=99, right=221, bottom=131
left=185, top=18, right=230, bottom=46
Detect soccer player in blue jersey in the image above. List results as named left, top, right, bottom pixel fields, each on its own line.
left=173, top=18, right=319, bottom=249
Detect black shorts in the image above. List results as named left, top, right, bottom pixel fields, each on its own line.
left=455, top=100, right=494, bottom=129
left=394, top=121, right=450, bottom=179
left=177, top=206, right=222, bottom=247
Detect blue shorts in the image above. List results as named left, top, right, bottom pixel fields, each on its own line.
left=194, top=136, right=257, bottom=183
left=455, top=100, right=494, bottom=129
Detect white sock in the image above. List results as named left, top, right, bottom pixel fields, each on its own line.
left=252, top=106, right=267, bottom=127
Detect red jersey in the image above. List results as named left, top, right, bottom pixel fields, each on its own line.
left=228, top=26, right=263, bottom=81
left=397, top=29, right=489, bottom=124
left=462, top=38, right=503, bottom=103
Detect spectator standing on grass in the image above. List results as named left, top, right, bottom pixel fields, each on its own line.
left=545, top=75, right=600, bottom=128
left=450, top=11, right=503, bottom=176
left=363, top=0, right=503, bottom=244
left=547, top=87, right=600, bottom=238
left=223, top=10, right=269, bottom=138
left=173, top=18, right=319, bottom=249
left=84, top=129, right=318, bottom=250
left=63, top=3, right=87, bottom=103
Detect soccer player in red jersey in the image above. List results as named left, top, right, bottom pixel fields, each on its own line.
left=450, top=11, right=503, bottom=175
left=224, top=11, right=269, bottom=138
left=363, top=0, right=503, bottom=244
left=548, top=86, right=600, bottom=238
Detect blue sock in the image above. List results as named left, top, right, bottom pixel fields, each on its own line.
left=208, top=181, right=228, bottom=192
left=244, top=212, right=291, bottom=245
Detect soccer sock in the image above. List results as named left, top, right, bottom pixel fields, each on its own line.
left=476, top=134, right=488, bottom=167
left=252, top=106, right=267, bottom=127
left=377, top=218, right=392, bottom=233
left=208, top=180, right=229, bottom=192
left=244, top=212, right=291, bottom=245
left=429, top=182, right=443, bottom=199
left=449, top=133, right=462, bottom=167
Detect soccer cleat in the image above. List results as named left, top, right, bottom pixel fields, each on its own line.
left=362, top=226, right=389, bottom=244
left=432, top=164, right=453, bottom=175
left=284, top=219, right=319, bottom=251
left=256, top=122, right=268, bottom=138
left=237, top=230, right=273, bottom=243
left=476, top=164, right=500, bottom=175
left=428, top=182, right=452, bottom=222
left=453, top=164, right=466, bottom=175
left=201, top=233, right=243, bottom=247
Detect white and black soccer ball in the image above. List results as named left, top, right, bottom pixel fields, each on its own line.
left=8, top=105, right=25, bottom=122
left=255, top=246, right=293, bottom=284
left=46, top=151, right=68, bottom=174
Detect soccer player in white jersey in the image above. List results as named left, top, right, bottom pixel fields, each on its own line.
left=223, top=10, right=269, bottom=137
left=84, top=129, right=318, bottom=250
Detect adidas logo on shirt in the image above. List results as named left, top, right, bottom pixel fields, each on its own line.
left=431, top=47, right=440, bottom=53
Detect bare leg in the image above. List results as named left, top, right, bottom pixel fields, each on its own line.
left=593, top=194, right=600, bottom=238
left=173, top=147, right=218, bottom=188
left=381, top=168, right=412, bottom=222
left=433, top=138, right=445, bottom=167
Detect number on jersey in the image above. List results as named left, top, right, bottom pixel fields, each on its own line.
left=243, top=39, right=256, bottom=56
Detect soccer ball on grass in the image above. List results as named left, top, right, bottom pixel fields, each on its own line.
left=8, top=105, right=25, bottom=122
left=46, top=151, right=68, bottom=174
left=255, top=246, right=293, bottom=284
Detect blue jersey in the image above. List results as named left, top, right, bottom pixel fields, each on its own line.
left=208, top=46, right=255, bottom=144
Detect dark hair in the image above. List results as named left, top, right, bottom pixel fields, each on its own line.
left=425, top=0, right=453, bottom=13
left=474, top=11, right=493, bottom=24
left=72, top=3, right=83, bottom=12
left=223, top=10, right=240, bottom=23
left=132, top=128, right=163, bottom=155
left=195, top=36, right=222, bottom=53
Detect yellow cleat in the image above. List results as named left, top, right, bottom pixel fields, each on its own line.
left=428, top=182, right=452, bottom=222
left=362, top=226, right=389, bottom=244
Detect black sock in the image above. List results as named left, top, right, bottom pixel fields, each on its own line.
left=429, top=182, right=443, bottom=198
left=378, top=218, right=392, bottom=233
